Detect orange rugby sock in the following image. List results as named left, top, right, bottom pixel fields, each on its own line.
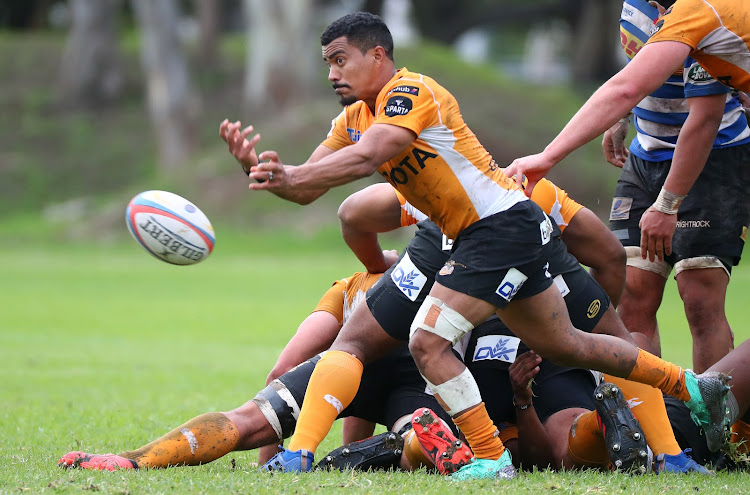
left=731, top=420, right=750, bottom=454
left=287, top=350, right=363, bottom=453
left=604, top=374, right=682, bottom=456
left=119, top=412, right=239, bottom=468
left=567, top=411, right=609, bottom=467
left=452, top=403, right=505, bottom=460
left=626, top=349, right=690, bottom=402
left=403, top=429, right=435, bottom=470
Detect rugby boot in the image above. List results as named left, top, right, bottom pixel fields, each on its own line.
left=262, top=446, right=314, bottom=472
left=594, top=382, right=649, bottom=474
left=654, top=449, right=714, bottom=475
left=411, top=408, right=473, bottom=475
left=317, top=431, right=404, bottom=471
left=683, top=370, right=731, bottom=452
left=58, top=451, right=137, bottom=471
left=449, top=450, right=516, bottom=481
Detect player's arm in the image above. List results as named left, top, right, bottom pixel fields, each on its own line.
left=639, top=92, right=725, bottom=262
left=509, top=351, right=557, bottom=469
left=247, top=124, right=416, bottom=194
left=506, top=41, right=691, bottom=189
left=266, top=310, right=342, bottom=385
left=338, top=183, right=404, bottom=273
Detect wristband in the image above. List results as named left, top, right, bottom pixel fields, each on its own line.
left=513, top=396, right=532, bottom=410
left=652, top=187, right=686, bottom=215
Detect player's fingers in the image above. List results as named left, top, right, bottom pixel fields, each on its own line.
left=219, top=119, right=229, bottom=139
left=239, top=125, right=255, bottom=142
left=259, top=150, right=279, bottom=163
left=664, top=236, right=673, bottom=257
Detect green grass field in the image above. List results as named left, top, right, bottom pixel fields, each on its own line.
left=2, top=234, right=749, bottom=494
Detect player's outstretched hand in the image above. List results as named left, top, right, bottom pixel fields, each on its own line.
left=505, top=152, right=556, bottom=192
left=220, top=119, right=261, bottom=175
left=509, top=351, right=541, bottom=406
left=247, top=150, right=295, bottom=192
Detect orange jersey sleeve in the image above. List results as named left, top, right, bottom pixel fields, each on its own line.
left=648, top=0, right=750, bottom=91
left=313, top=272, right=383, bottom=326
left=529, top=178, right=583, bottom=233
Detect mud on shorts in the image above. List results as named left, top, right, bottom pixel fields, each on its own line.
left=436, top=201, right=556, bottom=309
left=609, top=144, right=750, bottom=272
left=464, top=317, right=598, bottom=425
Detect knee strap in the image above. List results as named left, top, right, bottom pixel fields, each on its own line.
left=624, top=246, right=671, bottom=278
left=410, top=296, right=474, bottom=345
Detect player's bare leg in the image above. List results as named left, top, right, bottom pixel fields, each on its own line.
left=496, top=283, right=730, bottom=451
left=59, top=401, right=278, bottom=470
left=408, top=283, right=514, bottom=480
left=617, top=264, right=667, bottom=355
left=676, top=265, right=734, bottom=373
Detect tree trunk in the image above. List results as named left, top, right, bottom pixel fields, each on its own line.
left=131, top=0, right=199, bottom=174
left=196, top=0, right=220, bottom=68
left=570, top=0, right=623, bottom=83
left=59, top=0, right=122, bottom=107
left=242, top=0, right=314, bottom=113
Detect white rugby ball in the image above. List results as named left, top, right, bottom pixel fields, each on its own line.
left=126, top=190, right=215, bottom=265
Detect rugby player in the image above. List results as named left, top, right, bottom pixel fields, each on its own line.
left=341, top=183, right=707, bottom=474
left=58, top=270, right=454, bottom=472
left=601, top=0, right=750, bottom=374
left=508, top=0, right=750, bottom=268
left=221, top=12, right=729, bottom=479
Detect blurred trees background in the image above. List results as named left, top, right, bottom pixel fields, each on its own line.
left=0, top=0, right=625, bottom=232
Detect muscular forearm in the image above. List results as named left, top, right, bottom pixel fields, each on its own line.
left=290, top=146, right=380, bottom=190
left=663, top=103, right=723, bottom=196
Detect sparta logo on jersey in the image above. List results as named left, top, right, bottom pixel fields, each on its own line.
left=384, top=96, right=413, bottom=117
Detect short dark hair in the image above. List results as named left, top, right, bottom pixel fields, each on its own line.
left=321, top=12, right=394, bottom=61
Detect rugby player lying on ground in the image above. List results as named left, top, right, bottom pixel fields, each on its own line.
left=58, top=267, right=456, bottom=472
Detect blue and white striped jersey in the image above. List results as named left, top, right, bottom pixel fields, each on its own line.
left=620, top=0, right=750, bottom=161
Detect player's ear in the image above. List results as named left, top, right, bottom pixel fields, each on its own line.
left=372, top=46, right=385, bottom=63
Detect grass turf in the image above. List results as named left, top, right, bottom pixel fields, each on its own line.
left=1, top=238, right=749, bottom=493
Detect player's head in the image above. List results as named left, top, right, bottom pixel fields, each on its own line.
left=321, top=12, right=395, bottom=107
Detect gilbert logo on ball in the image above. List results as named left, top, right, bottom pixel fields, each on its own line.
left=126, top=190, right=215, bottom=265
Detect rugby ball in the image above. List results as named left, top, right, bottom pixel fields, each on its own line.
left=126, top=190, right=215, bottom=265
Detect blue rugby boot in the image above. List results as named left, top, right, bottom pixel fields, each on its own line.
left=262, top=446, right=315, bottom=472
left=654, top=449, right=714, bottom=475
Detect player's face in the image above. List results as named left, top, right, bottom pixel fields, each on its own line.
left=323, top=36, right=379, bottom=107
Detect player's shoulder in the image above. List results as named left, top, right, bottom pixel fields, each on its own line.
left=383, top=68, right=450, bottom=98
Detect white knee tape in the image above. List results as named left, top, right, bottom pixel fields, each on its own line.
left=624, top=246, right=671, bottom=278
left=409, top=296, right=474, bottom=345
left=424, top=368, right=482, bottom=416
left=674, top=256, right=729, bottom=278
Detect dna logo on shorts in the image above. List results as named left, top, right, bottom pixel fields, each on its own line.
left=496, top=268, right=528, bottom=302
left=473, top=335, right=521, bottom=363
left=391, top=252, right=427, bottom=301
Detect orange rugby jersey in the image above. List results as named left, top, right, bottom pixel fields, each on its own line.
left=322, top=68, right=527, bottom=239
left=313, top=271, right=382, bottom=325
left=648, top=0, right=750, bottom=91
left=394, top=177, right=582, bottom=233
left=528, top=178, right=583, bottom=233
